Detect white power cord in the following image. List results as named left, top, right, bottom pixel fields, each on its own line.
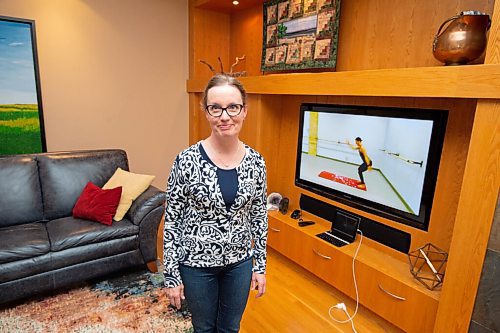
left=328, top=229, right=363, bottom=333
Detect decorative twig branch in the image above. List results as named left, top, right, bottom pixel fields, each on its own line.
left=218, top=57, right=224, bottom=74
left=199, top=60, right=216, bottom=75
left=230, top=55, right=246, bottom=74
left=198, top=55, right=247, bottom=77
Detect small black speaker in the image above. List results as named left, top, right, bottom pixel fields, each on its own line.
left=299, top=194, right=336, bottom=223
left=358, top=217, right=411, bottom=253
left=279, top=197, right=289, bottom=214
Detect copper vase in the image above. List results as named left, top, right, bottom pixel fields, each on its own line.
left=432, top=11, right=491, bottom=65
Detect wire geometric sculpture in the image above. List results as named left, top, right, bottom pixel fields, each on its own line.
left=408, top=243, right=448, bottom=290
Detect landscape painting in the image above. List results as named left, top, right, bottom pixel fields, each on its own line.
left=0, top=16, right=46, bottom=156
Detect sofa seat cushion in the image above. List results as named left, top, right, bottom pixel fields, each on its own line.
left=0, top=223, right=50, bottom=264
left=47, top=216, right=139, bottom=252
left=0, top=236, right=139, bottom=284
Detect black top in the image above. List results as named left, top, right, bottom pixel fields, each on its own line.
left=199, top=144, right=238, bottom=211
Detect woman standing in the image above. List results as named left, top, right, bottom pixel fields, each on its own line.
left=163, top=74, right=268, bottom=333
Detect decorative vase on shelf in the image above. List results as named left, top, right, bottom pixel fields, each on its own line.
left=432, top=11, right=491, bottom=66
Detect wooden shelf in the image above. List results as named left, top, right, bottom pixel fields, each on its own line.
left=187, top=64, right=500, bottom=98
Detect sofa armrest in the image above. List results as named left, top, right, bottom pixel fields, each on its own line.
left=127, top=185, right=165, bottom=263
left=138, top=205, right=164, bottom=263
left=127, top=185, right=165, bottom=225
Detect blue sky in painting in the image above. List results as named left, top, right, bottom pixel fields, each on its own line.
left=0, top=20, right=38, bottom=104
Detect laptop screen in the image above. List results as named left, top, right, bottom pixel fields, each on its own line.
left=332, top=210, right=361, bottom=243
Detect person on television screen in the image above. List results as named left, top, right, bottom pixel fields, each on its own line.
left=347, top=137, right=372, bottom=189
left=163, top=74, right=268, bottom=333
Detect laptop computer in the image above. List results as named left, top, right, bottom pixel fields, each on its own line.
left=316, top=210, right=361, bottom=247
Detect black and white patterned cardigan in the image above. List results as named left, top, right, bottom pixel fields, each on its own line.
left=163, top=142, right=268, bottom=288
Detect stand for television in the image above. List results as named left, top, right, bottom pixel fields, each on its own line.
left=267, top=209, right=440, bottom=333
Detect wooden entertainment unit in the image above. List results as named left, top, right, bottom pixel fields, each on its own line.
left=187, top=1, right=499, bottom=332
left=268, top=209, right=439, bottom=333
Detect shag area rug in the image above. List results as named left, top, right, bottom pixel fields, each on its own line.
left=0, top=269, right=192, bottom=333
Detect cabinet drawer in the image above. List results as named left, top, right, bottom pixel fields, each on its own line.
left=267, top=218, right=291, bottom=255
left=356, top=263, right=438, bottom=333
left=303, top=238, right=355, bottom=293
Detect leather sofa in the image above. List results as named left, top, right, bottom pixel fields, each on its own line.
left=0, top=149, right=165, bottom=305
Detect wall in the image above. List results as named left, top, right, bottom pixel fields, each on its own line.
left=1, top=0, right=189, bottom=189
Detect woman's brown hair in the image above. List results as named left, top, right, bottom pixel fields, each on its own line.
left=201, top=74, right=247, bottom=109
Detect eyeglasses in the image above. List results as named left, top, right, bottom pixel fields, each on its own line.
left=205, top=104, right=244, bottom=117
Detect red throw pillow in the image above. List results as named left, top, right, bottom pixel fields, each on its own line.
left=72, top=182, right=122, bottom=225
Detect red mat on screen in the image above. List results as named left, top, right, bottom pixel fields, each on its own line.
left=318, top=171, right=367, bottom=191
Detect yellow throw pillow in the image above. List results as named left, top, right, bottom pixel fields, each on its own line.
left=103, top=168, right=155, bottom=221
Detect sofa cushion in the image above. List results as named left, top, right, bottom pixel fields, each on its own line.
left=72, top=182, right=122, bottom=225
left=103, top=168, right=155, bottom=221
left=37, top=150, right=129, bottom=221
left=47, top=216, right=139, bottom=252
left=0, top=223, right=50, bottom=264
left=0, top=236, right=139, bottom=284
left=0, top=251, right=51, bottom=284
left=0, top=156, right=44, bottom=227
left=0, top=250, right=145, bottom=305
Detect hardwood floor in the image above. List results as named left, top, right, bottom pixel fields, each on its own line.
left=241, top=248, right=403, bottom=333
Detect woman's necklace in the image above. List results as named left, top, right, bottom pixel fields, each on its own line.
left=208, top=140, right=242, bottom=168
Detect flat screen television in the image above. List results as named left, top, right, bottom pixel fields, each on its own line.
left=296, top=103, right=448, bottom=231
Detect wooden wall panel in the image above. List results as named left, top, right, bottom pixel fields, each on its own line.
left=247, top=95, right=283, bottom=192
left=272, top=95, right=319, bottom=199
left=190, top=5, right=231, bottom=80
left=486, top=0, right=500, bottom=63
left=189, top=94, right=202, bottom=145
left=240, top=95, right=276, bottom=162
left=337, top=0, right=494, bottom=71
left=230, top=5, right=264, bottom=76
left=189, top=92, right=211, bottom=144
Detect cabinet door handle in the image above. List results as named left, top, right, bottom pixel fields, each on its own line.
left=269, top=226, right=281, bottom=232
left=313, top=248, right=332, bottom=260
left=378, top=284, right=406, bottom=301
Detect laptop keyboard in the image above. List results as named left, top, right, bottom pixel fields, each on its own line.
left=316, top=232, right=349, bottom=247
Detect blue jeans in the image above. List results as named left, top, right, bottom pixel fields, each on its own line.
left=179, top=256, right=253, bottom=333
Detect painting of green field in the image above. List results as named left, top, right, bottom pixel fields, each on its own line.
left=0, top=104, right=43, bottom=155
